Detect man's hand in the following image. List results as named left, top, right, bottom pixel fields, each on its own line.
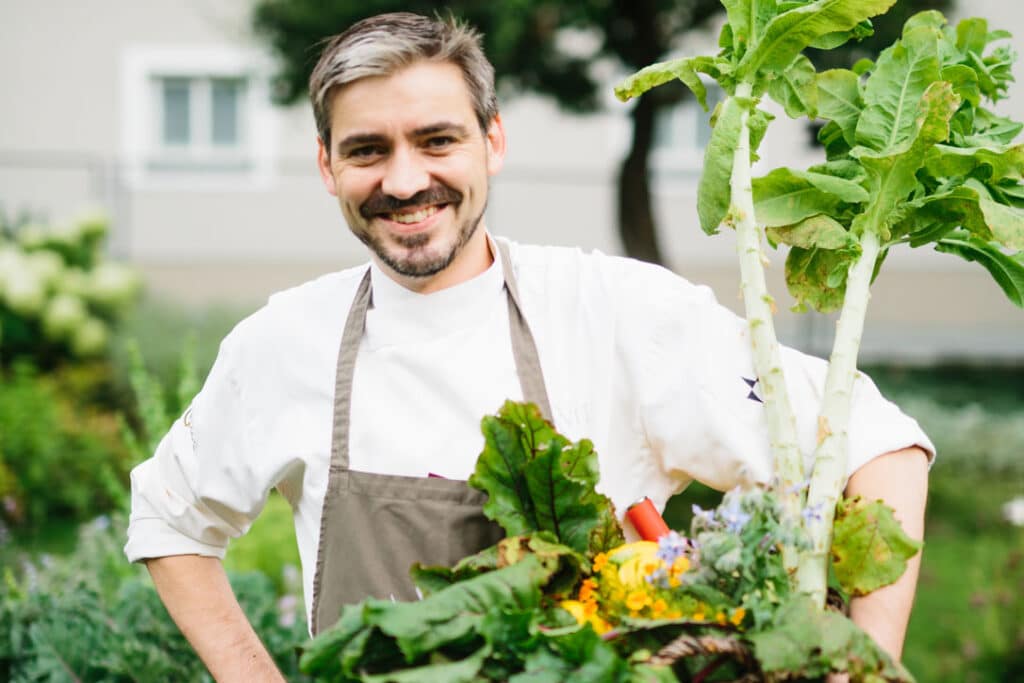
left=146, top=555, right=287, bottom=683
left=844, top=446, right=930, bottom=663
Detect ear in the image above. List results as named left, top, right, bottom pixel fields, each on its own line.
left=484, top=114, right=507, bottom=177
left=317, top=136, right=338, bottom=197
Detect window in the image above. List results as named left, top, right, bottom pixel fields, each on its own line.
left=121, top=46, right=278, bottom=189
left=151, top=75, right=249, bottom=170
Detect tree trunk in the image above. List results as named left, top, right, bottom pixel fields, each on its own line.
left=617, top=93, right=664, bottom=265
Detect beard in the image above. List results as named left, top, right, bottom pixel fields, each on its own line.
left=352, top=182, right=486, bottom=278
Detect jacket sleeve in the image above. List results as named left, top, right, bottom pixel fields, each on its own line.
left=124, top=316, right=278, bottom=562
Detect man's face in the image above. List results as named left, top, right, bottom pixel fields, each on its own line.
left=317, top=60, right=505, bottom=283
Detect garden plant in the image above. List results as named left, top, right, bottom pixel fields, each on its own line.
left=300, top=1, right=1024, bottom=681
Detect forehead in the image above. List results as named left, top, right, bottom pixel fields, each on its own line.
left=329, top=60, right=477, bottom=135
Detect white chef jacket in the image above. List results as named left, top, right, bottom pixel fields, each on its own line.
left=125, top=236, right=934, bottom=622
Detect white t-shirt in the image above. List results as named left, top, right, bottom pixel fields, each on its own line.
left=125, top=236, right=934, bottom=622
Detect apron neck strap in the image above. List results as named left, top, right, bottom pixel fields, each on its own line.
left=330, top=240, right=553, bottom=471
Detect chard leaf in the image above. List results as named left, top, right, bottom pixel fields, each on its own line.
left=698, top=96, right=744, bottom=235
left=808, top=159, right=868, bottom=184
left=766, top=54, right=818, bottom=118
left=515, top=624, right=632, bottom=683
left=810, top=19, right=874, bottom=50
left=956, top=17, right=989, bottom=54
left=959, top=109, right=1024, bottom=147
left=747, top=595, right=911, bottom=680
left=361, top=646, right=491, bottom=683
left=924, top=143, right=1024, bottom=183
left=738, top=0, right=897, bottom=80
left=368, top=554, right=556, bottom=661
left=784, top=245, right=857, bottom=313
left=941, top=64, right=981, bottom=107
left=753, top=168, right=856, bottom=227
left=853, top=81, right=961, bottom=240
left=935, top=232, right=1024, bottom=307
left=721, top=0, right=778, bottom=60
left=856, top=25, right=942, bottom=152
left=469, top=401, right=622, bottom=555
left=614, top=57, right=708, bottom=107
left=767, top=215, right=856, bottom=250
left=817, top=69, right=863, bottom=146
left=831, top=496, right=923, bottom=598
left=748, top=106, right=774, bottom=162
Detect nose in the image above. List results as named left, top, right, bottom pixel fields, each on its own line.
left=380, top=145, right=430, bottom=200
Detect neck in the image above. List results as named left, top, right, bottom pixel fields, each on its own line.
left=375, top=227, right=494, bottom=294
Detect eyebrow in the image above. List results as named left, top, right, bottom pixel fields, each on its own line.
left=335, top=122, right=471, bottom=155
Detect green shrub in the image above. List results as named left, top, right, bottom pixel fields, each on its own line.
left=0, top=515, right=313, bottom=682
left=0, top=210, right=141, bottom=368
left=0, top=362, right=131, bottom=529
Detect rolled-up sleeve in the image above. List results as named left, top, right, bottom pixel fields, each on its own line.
left=125, top=321, right=275, bottom=562
left=625, top=261, right=934, bottom=493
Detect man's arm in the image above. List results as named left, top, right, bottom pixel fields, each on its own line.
left=146, top=555, right=286, bottom=683
left=844, top=446, right=929, bottom=662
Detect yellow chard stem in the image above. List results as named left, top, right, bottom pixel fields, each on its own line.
left=729, top=81, right=805, bottom=571
left=796, top=229, right=882, bottom=606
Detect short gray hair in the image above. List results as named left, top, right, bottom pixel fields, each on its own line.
left=309, top=12, right=498, bottom=151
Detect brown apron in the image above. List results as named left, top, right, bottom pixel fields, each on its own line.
left=310, top=240, right=553, bottom=634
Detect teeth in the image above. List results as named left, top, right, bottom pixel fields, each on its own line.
left=388, top=206, right=440, bottom=224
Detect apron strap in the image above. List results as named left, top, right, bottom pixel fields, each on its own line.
left=495, top=239, right=553, bottom=422
left=329, top=241, right=553, bottom=468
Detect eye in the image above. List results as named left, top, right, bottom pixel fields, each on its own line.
left=348, top=145, right=386, bottom=160
left=425, top=135, right=455, bottom=149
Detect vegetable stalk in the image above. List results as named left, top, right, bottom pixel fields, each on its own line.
left=729, top=82, right=805, bottom=556
left=796, top=229, right=882, bottom=604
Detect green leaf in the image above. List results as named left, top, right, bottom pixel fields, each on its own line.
left=831, top=496, right=923, bottom=598
left=753, top=170, right=842, bottom=227
left=924, top=143, right=1024, bottom=183
left=514, top=624, right=630, bottom=683
left=614, top=57, right=706, bottom=108
left=856, top=25, right=942, bottom=152
left=853, top=81, right=961, bottom=240
left=935, top=232, right=1024, bottom=307
left=738, top=0, right=897, bottom=80
left=767, top=215, right=856, bottom=250
left=956, top=17, right=989, bottom=55
left=721, top=0, right=778, bottom=60
left=747, top=595, right=912, bottom=680
left=469, top=402, right=622, bottom=555
left=940, top=64, right=981, bottom=107
left=817, top=69, right=863, bottom=146
left=362, top=646, right=491, bottom=683
left=784, top=245, right=857, bottom=313
left=766, top=54, right=818, bottom=118
left=368, top=554, right=556, bottom=661
left=698, top=96, right=745, bottom=235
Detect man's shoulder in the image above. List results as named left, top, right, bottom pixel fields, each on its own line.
left=501, top=238, right=708, bottom=304
left=224, top=264, right=369, bottom=347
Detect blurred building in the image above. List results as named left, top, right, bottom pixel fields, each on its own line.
left=1, top=0, right=1022, bottom=362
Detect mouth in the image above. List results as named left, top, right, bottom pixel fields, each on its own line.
left=378, top=203, right=449, bottom=231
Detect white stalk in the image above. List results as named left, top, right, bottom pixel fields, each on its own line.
left=796, top=229, right=882, bottom=605
left=729, top=82, right=806, bottom=550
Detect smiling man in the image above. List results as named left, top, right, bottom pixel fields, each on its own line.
left=126, top=12, right=932, bottom=682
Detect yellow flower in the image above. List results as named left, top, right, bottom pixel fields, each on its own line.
left=578, top=578, right=597, bottom=603
left=588, top=614, right=612, bottom=635
left=730, top=608, right=747, bottom=627
left=692, top=612, right=705, bottom=622
left=560, top=600, right=586, bottom=625
left=671, top=556, right=690, bottom=576
left=625, top=590, right=651, bottom=612
left=651, top=599, right=668, bottom=617
left=592, top=553, right=609, bottom=572
left=715, top=611, right=727, bottom=625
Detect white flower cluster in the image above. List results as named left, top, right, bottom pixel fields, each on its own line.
left=0, top=211, right=141, bottom=357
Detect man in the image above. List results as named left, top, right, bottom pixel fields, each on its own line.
left=125, top=12, right=932, bottom=682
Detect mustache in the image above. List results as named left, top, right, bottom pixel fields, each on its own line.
left=359, top=184, right=463, bottom=218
